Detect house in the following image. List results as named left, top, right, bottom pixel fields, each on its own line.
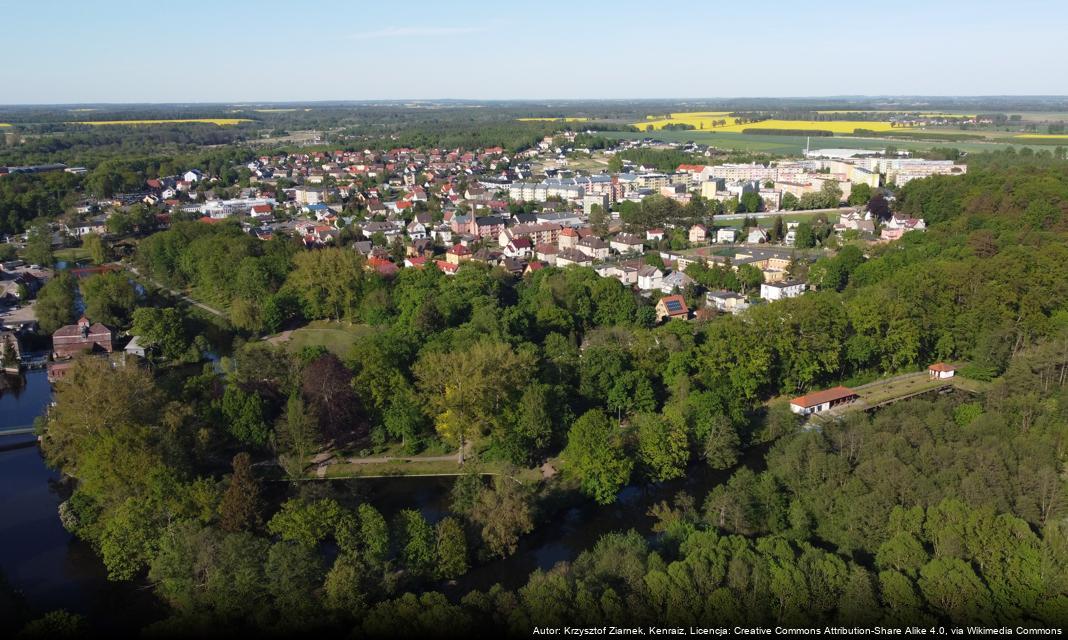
left=504, top=237, right=533, bottom=258
left=747, top=227, right=769, bottom=244
left=558, top=227, right=580, bottom=250
left=595, top=263, right=639, bottom=286
left=524, top=260, right=548, bottom=276
left=655, top=295, right=689, bottom=322
left=406, top=219, right=428, bottom=240
left=250, top=204, right=273, bottom=218
left=689, top=224, right=708, bottom=244
left=659, top=270, right=694, bottom=294
left=555, top=248, right=593, bottom=268
left=646, top=228, right=665, bottom=241
left=610, top=233, right=644, bottom=254
left=535, top=243, right=559, bottom=265
left=716, top=227, right=739, bottom=244
left=789, top=386, right=859, bottom=415
left=577, top=236, right=609, bottom=261
left=183, top=169, right=204, bottom=183
left=706, top=290, right=749, bottom=314
left=446, top=243, right=472, bottom=265
left=928, top=363, right=956, bottom=379
left=637, top=265, right=664, bottom=291
left=52, top=316, right=113, bottom=359
left=760, top=281, right=807, bottom=301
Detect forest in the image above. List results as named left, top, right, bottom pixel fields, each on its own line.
left=3, top=152, right=1068, bottom=635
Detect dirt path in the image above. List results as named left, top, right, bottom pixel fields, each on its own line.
left=126, top=265, right=227, bottom=318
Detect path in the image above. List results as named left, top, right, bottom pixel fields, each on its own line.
left=125, top=265, right=226, bottom=318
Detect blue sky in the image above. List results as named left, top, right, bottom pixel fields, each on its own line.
left=2, top=0, right=1064, bottom=104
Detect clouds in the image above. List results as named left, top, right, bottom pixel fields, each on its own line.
left=347, top=25, right=489, bottom=41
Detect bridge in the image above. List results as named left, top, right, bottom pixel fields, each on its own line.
left=0, top=426, right=36, bottom=437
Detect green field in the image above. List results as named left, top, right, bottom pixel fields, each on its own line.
left=271, top=320, right=372, bottom=356
left=601, top=130, right=1056, bottom=155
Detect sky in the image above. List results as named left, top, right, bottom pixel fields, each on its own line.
left=2, top=0, right=1065, bottom=104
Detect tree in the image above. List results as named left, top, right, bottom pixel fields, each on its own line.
left=468, top=477, right=535, bottom=559
left=781, top=192, right=800, bottom=211
left=82, top=232, right=107, bottom=265
left=397, top=509, right=435, bottom=577
left=323, top=555, right=367, bottom=616
left=434, top=517, right=469, bottom=579
left=562, top=409, right=633, bottom=505
left=34, top=271, right=77, bottom=333
left=80, top=272, right=136, bottom=327
left=868, top=193, right=891, bottom=221
left=41, top=356, right=163, bottom=473
left=131, top=307, right=191, bottom=361
left=220, top=385, right=270, bottom=447
left=847, top=182, right=872, bottom=206
left=736, top=264, right=763, bottom=294
left=634, top=412, right=689, bottom=482
left=275, top=393, right=319, bottom=480
left=301, top=353, right=362, bottom=443
left=589, top=204, right=609, bottom=237
left=740, top=191, right=762, bottom=214
left=358, top=504, right=390, bottom=565
left=266, top=498, right=343, bottom=548
left=264, top=541, right=324, bottom=622
left=794, top=222, right=816, bottom=248
left=23, top=218, right=53, bottom=267
left=218, top=452, right=264, bottom=532
left=416, top=341, right=534, bottom=463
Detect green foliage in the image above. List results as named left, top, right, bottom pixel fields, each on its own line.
left=266, top=498, right=344, bottom=548
left=563, top=409, right=633, bottom=505
left=220, top=385, right=270, bottom=447
left=34, top=270, right=77, bottom=333
left=80, top=272, right=136, bottom=326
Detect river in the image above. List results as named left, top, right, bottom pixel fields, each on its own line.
left=0, top=370, right=163, bottom=631
left=1, top=369, right=758, bottom=629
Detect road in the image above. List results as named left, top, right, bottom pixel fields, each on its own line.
left=125, top=265, right=226, bottom=318
left=714, top=206, right=853, bottom=222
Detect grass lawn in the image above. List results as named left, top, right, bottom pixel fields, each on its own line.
left=275, top=320, right=373, bottom=356
left=53, top=247, right=92, bottom=262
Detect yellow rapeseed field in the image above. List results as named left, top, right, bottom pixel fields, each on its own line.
left=72, top=118, right=252, bottom=126
left=634, top=112, right=738, bottom=130
left=714, top=119, right=910, bottom=133
left=1015, top=134, right=1068, bottom=139
left=0, top=123, right=11, bottom=127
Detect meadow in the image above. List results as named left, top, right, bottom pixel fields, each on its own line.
left=71, top=118, right=252, bottom=126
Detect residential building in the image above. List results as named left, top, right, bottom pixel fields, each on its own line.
left=655, top=295, right=689, bottom=322
left=760, top=280, right=807, bottom=301
left=789, top=386, right=859, bottom=415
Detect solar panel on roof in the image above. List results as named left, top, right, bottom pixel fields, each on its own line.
left=665, top=300, right=683, bottom=312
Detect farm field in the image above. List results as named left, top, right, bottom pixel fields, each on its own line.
left=716, top=119, right=912, bottom=133
left=71, top=118, right=252, bottom=126
left=0, top=123, right=10, bottom=127
left=633, top=111, right=739, bottom=130
left=1015, top=134, right=1068, bottom=140
left=602, top=129, right=1054, bottom=155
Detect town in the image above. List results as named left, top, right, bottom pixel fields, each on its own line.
left=1, top=8, right=1067, bottom=632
